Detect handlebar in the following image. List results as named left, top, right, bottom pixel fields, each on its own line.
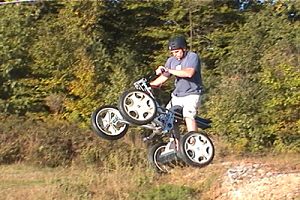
left=144, top=70, right=157, bottom=82
left=145, top=68, right=166, bottom=82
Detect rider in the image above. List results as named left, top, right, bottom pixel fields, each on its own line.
left=150, top=35, right=203, bottom=132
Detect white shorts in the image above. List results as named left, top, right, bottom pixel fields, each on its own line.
left=166, top=94, right=201, bottom=119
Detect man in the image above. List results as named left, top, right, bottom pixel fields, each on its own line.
left=150, top=35, right=203, bottom=132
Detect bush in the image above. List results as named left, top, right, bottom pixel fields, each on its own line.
left=204, top=6, right=300, bottom=153
left=0, top=114, right=148, bottom=168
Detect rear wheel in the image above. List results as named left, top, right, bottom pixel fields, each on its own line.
left=118, top=89, right=157, bottom=125
left=91, top=105, right=129, bottom=140
left=147, top=143, right=178, bottom=173
left=179, top=131, right=214, bottom=167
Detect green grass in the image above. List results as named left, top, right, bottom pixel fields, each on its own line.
left=0, top=153, right=299, bottom=200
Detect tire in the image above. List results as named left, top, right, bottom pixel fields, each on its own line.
left=118, top=89, right=157, bottom=125
left=179, top=131, right=214, bottom=167
left=91, top=105, right=129, bottom=140
left=147, top=143, right=178, bottom=173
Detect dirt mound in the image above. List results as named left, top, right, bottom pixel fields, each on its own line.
left=158, top=155, right=300, bottom=200
left=217, top=162, right=300, bottom=200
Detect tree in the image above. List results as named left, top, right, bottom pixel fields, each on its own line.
left=205, top=4, right=300, bottom=152
left=0, top=4, right=38, bottom=114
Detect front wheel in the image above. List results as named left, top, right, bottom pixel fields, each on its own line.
left=179, top=131, right=214, bottom=167
left=91, top=105, right=129, bottom=140
left=118, top=89, right=157, bottom=125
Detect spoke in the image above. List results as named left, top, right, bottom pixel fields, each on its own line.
left=108, top=111, right=115, bottom=120
left=100, top=110, right=117, bottom=132
left=107, top=124, right=115, bottom=135
left=103, top=111, right=111, bottom=122
left=130, top=93, right=144, bottom=104
left=125, top=95, right=141, bottom=112
left=140, top=97, right=153, bottom=108
left=185, top=141, right=196, bottom=152
left=136, top=112, right=144, bottom=120
left=194, top=136, right=206, bottom=147
left=136, top=109, right=152, bottom=120
left=202, top=144, right=213, bottom=159
left=194, top=136, right=212, bottom=162
left=125, top=103, right=140, bottom=113
left=124, top=105, right=139, bottom=120
left=108, top=124, right=121, bottom=136
left=194, top=148, right=208, bottom=162
left=102, top=122, right=110, bottom=130
left=138, top=98, right=155, bottom=119
left=100, top=112, right=110, bottom=129
left=141, top=103, right=155, bottom=114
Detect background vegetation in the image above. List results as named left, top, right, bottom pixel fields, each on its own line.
left=0, top=0, right=299, bottom=169
left=0, top=0, right=299, bottom=199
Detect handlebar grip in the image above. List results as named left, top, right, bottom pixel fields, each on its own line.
left=145, top=70, right=157, bottom=82
left=145, top=68, right=166, bottom=83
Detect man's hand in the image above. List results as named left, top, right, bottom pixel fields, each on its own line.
left=155, top=66, right=168, bottom=75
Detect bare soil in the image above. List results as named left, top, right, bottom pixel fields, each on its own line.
left=158, top=154, right=300, bottom=200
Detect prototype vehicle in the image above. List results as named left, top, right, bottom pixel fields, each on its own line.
left=91, top=71, right=214, bottom=173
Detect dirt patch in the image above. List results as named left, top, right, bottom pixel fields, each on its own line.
left=216, top=162, right=300, bottom=200
left=157, top=155, right=300, bottom=200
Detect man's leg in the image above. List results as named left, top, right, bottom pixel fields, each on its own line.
left=170, top=94, right=200, bottom=132
left=182, top=94, right=201, bottom=132
left=185, top=117, right=198, bottom=132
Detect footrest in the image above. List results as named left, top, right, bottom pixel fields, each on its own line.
left=196, top=117, right=212, bottom=124
left=195, top=117, right=212, bottom=129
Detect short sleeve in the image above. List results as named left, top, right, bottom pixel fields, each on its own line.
left=184, top=52, right=199, bottom=71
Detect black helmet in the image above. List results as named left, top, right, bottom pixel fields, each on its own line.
left=168, top=35, right=187, bottom=50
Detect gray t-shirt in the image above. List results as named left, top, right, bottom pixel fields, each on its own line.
left=164, top=51, right=203, bottom=97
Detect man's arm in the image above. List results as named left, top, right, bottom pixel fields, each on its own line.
left=150, top=74, right=169, bottom=87
left=167, top=67, right=195, bottom=78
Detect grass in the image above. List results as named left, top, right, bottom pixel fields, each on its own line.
left=0, top=153, right=299, bottom=200
left=0, top=163, right=157, bottom=200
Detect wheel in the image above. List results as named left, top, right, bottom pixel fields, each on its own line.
left=179, top=131, right=214, bottom=167
left=118, top=89, right=157, bottom=125
left=91, top=105, right=129, bottom=140
left=147, top=143, right=178, bottom=173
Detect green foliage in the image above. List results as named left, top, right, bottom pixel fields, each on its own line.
left=140, top=0, right=191, bottom=67
left=0, top=0, right=299, bottom=156
left=131, top=184, right=196, bottom=200
left=206, top=75, right=267, bottom=152
left=205, top=2, right=300, bottom=152
left=258, top=30, right=300, bottom=152
left=0, top=5, right=38, bottom=114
